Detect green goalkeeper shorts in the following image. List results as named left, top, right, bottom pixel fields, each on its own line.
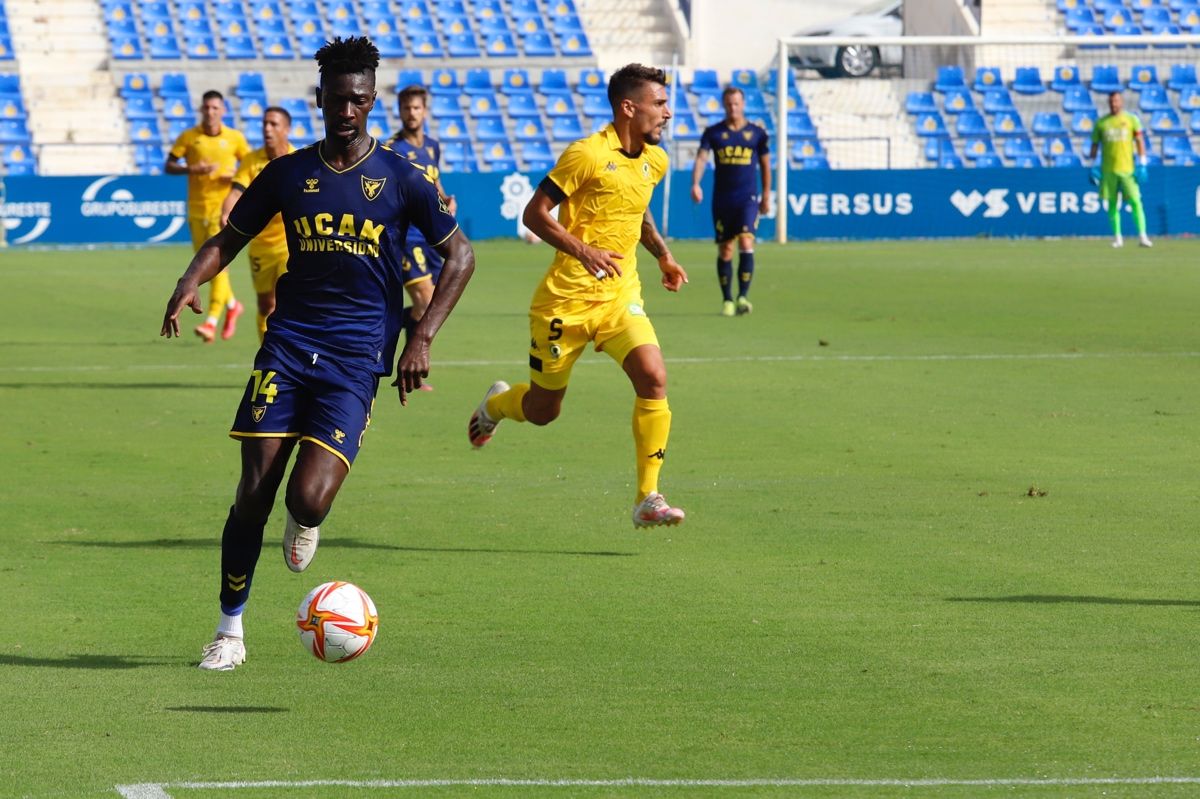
left=1100, top=171, right=1141, bottom=206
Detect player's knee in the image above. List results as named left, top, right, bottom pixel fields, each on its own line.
left=284, top=492, right=331, bottom=528
left=256, top=293, right=274, bottom=318
left=523, top=392, right=562, bottom=425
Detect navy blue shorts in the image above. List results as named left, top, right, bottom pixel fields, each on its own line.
left=401, top=239, right=444, bottom=287
left=712, top=199, right=760, bottom=243
left=229, top=338, right=379, bottom=470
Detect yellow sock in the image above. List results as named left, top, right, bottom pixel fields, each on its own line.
left=256, top=313, right=267, bottom=342
left=486, top=382, right=529, bottom=422
left=632, top=396, right=671, bottom=503
left=208, top=269, right=233, bottom=320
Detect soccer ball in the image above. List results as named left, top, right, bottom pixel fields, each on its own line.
left=296, top=581, right=379, bottom=663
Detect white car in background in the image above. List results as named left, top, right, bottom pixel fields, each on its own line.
left=789, top=0, right=903, bottom=78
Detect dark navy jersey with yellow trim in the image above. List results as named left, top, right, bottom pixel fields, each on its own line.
left=386, top=133, right=442, bottom=246
left=698, top=121, right=769, bottom=204
left=228, top=139, right=458, bottom=374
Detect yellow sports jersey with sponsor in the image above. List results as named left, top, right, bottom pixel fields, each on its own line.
left=233, top=144, right=297, bottom=255
left=537, top=124, right=668, bottom=302
left=1092, top=111, right=1141, bottom=176
left=169, top=125, right=251, bottom=218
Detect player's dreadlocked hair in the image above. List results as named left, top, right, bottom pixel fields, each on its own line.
left=314, top=36, right=380, bottom=81
left=607, top=63, right=668, bottom=112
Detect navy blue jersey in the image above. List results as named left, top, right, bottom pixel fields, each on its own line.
left=698, top=121, right=770, bottom=204
left=228, top=139, right=458, bottom=374
left=386, top=133, right=442, bottom=245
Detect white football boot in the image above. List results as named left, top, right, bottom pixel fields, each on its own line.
left=468, top=380, right=510, bottom=448
left=632, top=492, right=686, bottom=528
left=283, top=511, right=320, bottom=573
left=1139, top=234, right=1153, bottom=248
left=198, top=634, right=246, bottom=671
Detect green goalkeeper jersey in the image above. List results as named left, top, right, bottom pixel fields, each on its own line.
left=1092, top=111, right=1142, bottom=175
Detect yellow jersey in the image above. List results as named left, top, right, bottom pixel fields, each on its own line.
left=537, top=123, right=668, bottom=302
left=169, top=125, right=251, bottom=219
left=232, top=144, right=296, bottom=256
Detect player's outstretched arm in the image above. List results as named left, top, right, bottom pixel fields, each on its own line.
left=392, top=227, right=475, bottom=405
left=640, top=209, right=688, bottom=292
left=690, top=149, right=708, bottom=204
left=160, top=227, right=252, bottom=337
left=523, top=187, right=623, bottom=279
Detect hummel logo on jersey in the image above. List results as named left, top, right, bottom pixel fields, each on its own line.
left=647, top=448, right=665, bottom=460
left=304, top=178, right=319, bottom=193
left=361, top=176, right=386, bottom=201
left=332, top=429, right=346, bottom=444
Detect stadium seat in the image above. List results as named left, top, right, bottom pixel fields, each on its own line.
left=448, top=32, right=481, bottom=57
left=104, top=2, right=135, bottom=24
left=399, top=0, right=430, bottom=22
left=955, top=110, right=989, bottom=136
left=468, top=91, right=502, bottom=117
left=407, top=15, right=437, bottom=34
left=1148, top=22, right=1186, bottom=46
left=431, top=92, right=461, bottom=116
left=693, top=91, right=723, bottom=121
left=1062, top=87, right=1096, bottom=112
left=539, top=70, right=571, bottom=96
left=1168, top=63, right=1198, bottom=90
left=479, top=15, right=512, bottom=34
left=462, top=68, right=493, bottom=95
left=942, top=89, right=974, bottom=114
left=523, top=32, right=557, bottom=56
left=993, top=111, right=1026, bottom=136
left=1050, top=65, right=1082, bottom=92
left=1114, top=23, right=1148, bottom=48
left=1142, top=5, right=1172, bottom=26
left=512, top=116, right=547, bottom=142
left=1150, top=108, right=1182, bottom=131
left=741, top=89, right=768, bottom=116
left=1012, top=66, right=1046, bottom=94
left=691, top=69, right=720, bottom=95
left=162, top=95, right=192, bottom=119
left=186, top=35, right=218, bottom=59
left=544, top=94, right=577, bottom=118
left=485, top=33, right=518, bottom=56
left=111, top=35, right=144, bottom=59
left=1139, top=85, right=1172, bottom=110
left=214, top=1, right=248, bottom=20
left=548, top=0, right=578, bottom=18
left=224, top=34, right=258, bottom=58
left=914, top=112, right=949, bottom=137
left=0, top=94, right=24, bottom=120
left=1127, top=63, right=1161, bottom=90
left=923, top=137, right=954, bottom=162
left=506, top=91, right=540, bottom=118
left=581, top=92, right=609, bottom=118
left=361, top=0, right=392, bottom=20
left=436, top=115, right=470, bottom=142
left=0, top=117, right=29, bottom=143
left=411, top=34, right=444, bottom=57
left=142, top=2, right=172, bottom=21
left=239, top=96, right=265, bottom=121
left=798, top=156, right=831, bottom=170
left=1180, top=86, right=1200, bottom=110
left=982, top=89, right=1016, bottom=113
left=501, top=68, right=533, bottom=94
left=181, top=12, right=213, bottom=35
left=1064, top=6, right=1100, bottom=29
left=124, top=95, right=157, bottom=120
left=934, top=65, right=967, bottom=92
left=365, top=110, right=389, bottom=140
left=292, top=16, right=325, bottom=37
left=260, top=35, right=294, bottom=58
left=160, top=72, right=191, bottom=101
left=1181, top=5, right=1200, bottom=26
left=279, top=97, right=311, bottom=122
left=1189, top=112, right=1200, bottom=133
left=550, top=114, right=583, bottom=140
left=397, top=68, right=424, bottom=90
left=561, top=32, right=593, bottom=57
left=1003, top=136, right=1036, bottom=159
left=1042, top=134, right=1075, bottom=158
left=787, top=111, right=817, bottom=138
left=166, top=117, right=193, bottom=141
left=584, top=114, right=608, bottom=134
left=1090, top=64, right=1124, bottom=92
left=476, top=118, right=507, bottom=142
left=905, top=91, right=938, bottom=114
left=441, top=140, right=476, bottom=171
left=1051, top=152, right=1082, bottom=167
left=938, top=151, right=964, bottom=168
left=475, top=0, right=504, bottom=21
left=129, top=118, right=161, bottom=144
left=218, top=17, right=251, bottom=37
left=974, top=153, right=1004, bottom=168
left=728, top=69, right=757, bottom=93
left=257, top=17, right=287, bottom=36
left=972, top=66, right=1003, bottom=92
left=105, top=14, right=137, bottom=36
left=438, top=0, right=469, bottom=18
left=1077, top=24, right=1109, bottom=48
left=375, top=35, right=406, bottom=58
left=791, top=137, right=825, bottom=160
left=1032, top=112, right=1067, bottom=137
left=510, top=0, right=542, bottom=16
left=291, top=0, right=321, bottom=18
left=1101, top=6, right=1134, bottom=29
left=1070, top=109, right=1099, bottom=134
left=432, top=68, right=460, bottom=92
left=671, top=113, right=700, bottom=140
left=1161, top=133, right=1196, bottom=158
left=961, top=136, right=997, bottom=160
left=442, top=14, right=471, bottom=36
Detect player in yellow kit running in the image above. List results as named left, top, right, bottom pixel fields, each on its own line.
left=1088, top=91, right=1151, bottom=249
left=220, top=106, right=295, bottom=341
left=166, top=90, right=252, bottom=342
left=467, top=64, right=690, bottom=529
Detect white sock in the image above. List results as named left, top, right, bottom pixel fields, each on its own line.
left=227, top=298, right=238, bottom=310
left=217, top=611, right=243, bottom=639
left=204, top=315, right=219, bottom=326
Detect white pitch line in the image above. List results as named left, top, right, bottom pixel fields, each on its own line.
left=115, top=776, right=1200, bottom=797
left=9, top=351, right=1200, bottom=376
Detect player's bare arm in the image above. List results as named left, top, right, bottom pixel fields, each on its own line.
left=160, top=226, right=252, bottom=337
left=758, top=152, right=772, bottom=215
left=164, top=156, right=214, bottom=176
left=690, top=149, right=708, bottom=204
left=640, top=209, right=688, bottom=292
left=523, top=187, right=623, bottom=279
left=219, top=184, right=245, bottom=228
left=392, top=227, right=475, bottom=404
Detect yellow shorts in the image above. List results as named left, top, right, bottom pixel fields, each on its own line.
left=248, top=245, right=288, bottom=295
left=188, top=215, right=221, bottom=252
left=527, top=286, right=659, bottom=390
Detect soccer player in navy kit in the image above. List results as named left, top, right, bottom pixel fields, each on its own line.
left=160, top=37, right=475, bottom=671
left=387, top=84, right=457, bottom=356
left=690, top=86, right=770, bottom=317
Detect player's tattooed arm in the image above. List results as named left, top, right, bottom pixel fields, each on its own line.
left=641, top=210, right=688, bottom=293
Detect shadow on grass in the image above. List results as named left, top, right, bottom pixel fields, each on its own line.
left=0, top=654, right=178, bottom=669
left=51, top=538, right=636, bottom=557
left=947, top=594, right=1200, bottom=607
left=166, top=706, right=289, bottom=714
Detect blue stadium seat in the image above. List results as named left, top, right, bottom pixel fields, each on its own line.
left=106, top=16, right=138, bottom=36
left=225, top=34, right=258, bottom=57
left=1142, top=5, right=1172, bottom=25
left=239, top=96, right=266, bottom=121
left=431, top=91, right=461, bottom=116
left=119, top=73, right=150, bottom=99
left=539, top=69, right=571, bottom=95
left=438, top=0, right=469, bottom=18
left=214, top=1, right=248, bottom=19
left=547, top=0, right=578, bottom=17
left=1051, top=152, right=1082, bottom=167
left=104, top=2, right=135, bottom=23
left=974, top=154, right=1004, bottom=168
left=366, top=17, right=399, bottom=38
left=1065, top=6, right=1099, bottom=29
left=729, top=69, right=758, bottom=92
left=560, top=32, right=593, bottom=57
left=1003, top=136, right=1036, bottom=159
left=1179, top=86, right=1200, bottom=110
left=787, top=112, right=816, bottom=138
left=937, top=152, right=964, bottom=168
left=522, top=138, right=552, bottom=159
left=955, top=110, right=989, bottom=136
left=982, top=89, right=1016, bottom=113
left=186, top=35, right=218, bottom=59
left=550, top=114, right=583, bottom=140
left=923, top=137, right=954, bottom=162
left=219, top=16, right=252, bottom=37
left=407, top=15, right=437, bottom=34
left=467, top=91, right=502, bottom=117
left=331, top=17, right=362, bottom=38
left=365, top=110, right=389, bottom=139
left=160, top=72, right=191, bottom=101
left=1181, top=5, right=1200, bottom=26
left=1050, top=64, right=1082, bottom=91
left=257, top=17, right=287, bottom=36
left=411, top=34, right=444, bottom=57
left=740, top=88, right=768, bottom=116
left=515, top=15, right=546, bottom=36
left=523, top=158, right=555, bottom=172
left=512, top=116, right=547, bottom=142
left=1148, top=22, right=1186, bottom=46
left=142, top=2, right=172, bottom=21
left=797, top=155, right=830, bottom=170
left=1070, top=109, right=1099, bottom=134
left=581, top=92, right=608, bottom=117
left=672, top=112, right=700, bottom=140
left=146, top=16, right=176, bottom=39
left=961, top=136, right=996, bottom=160
left=376, top=34, right=406, bottom=58
left=523, top=32, right=557, bottom=56
left=544, top=93, right=577, bottom=117
left=1077, top=24, right=1109, bottom=47
left=934, top=65, right=967, bottom=92
left=479, top=16, right=512, bottom=34
left=476, top=116, right=507, bottom=141
left=501, top=68, right=533, bottom=94
left=447, top=32, right=481, bottom=57
left=291, top=0, right=321, bottom=19
left=1012, top=66, right=1046, bottom=94
left=485, top=32, right=518, bottom=56
left=1128, top=63, right=1161, bottom=89
left=475, top=0, right=504, bottom=21
left=166, top=117, right=193, bottom=141
left=693, top=91, right=722, bottom=121
left=1150, top=107, right=1182, bottom=132
left=252, top=2, right=285, bottom=24
left=1162, top=133, right=1196, bottom=158
left=972, top=66, right=1002, bottom=92
left=442, top=13, right=471, bottom=35
left=1042, top=134, right=1075, bottom=158
left=123, top=95, right=156, bottom=120
left=1090, top=64, right=1124, bottom=91
left=914, top=112, right=948, bottom=137
left=0, top=118, right=32, bottom=143
left=3, top=141, right=34, bottom=167
left=942, top=88, right=974, bottom=114
left=1168, top=63, right=1199, bottom=90
left=992, top=111, right=1026, bottom=136
left=1062, top=86, right=1096, bottom=112
left=1114, top=23, right=1148, bottom=47
left=162, top=95, right=192, bottom=119
left=0, top=74, right=19, bottom=101
left=361, top=0, right=392, bottom=20
left=179, top=1, right=209, bottom=24
left=441, top=140, right=476, bottom=170
left=397, top=68, right=424, bottom=89
left=905, top=91, right=937, bottom=114
left=506, top=91, right=540, bottom=117
left=291, top=17, right=323, bottom=37
left=436, top=115, right=470, bottom=142
left=288, top=113, right=316, bottom=144
left=1032, top=112, right=1067, bottom=135
left=279, top=97, right=311, bottom=121
left=1139, top=84, right=1172, bottom=109
left=399, top=0, right=430, bottom=22
left=510, top=0, right=542, bottom=16
left=791, top=137, right=825, bottom=161
left=182, top=17, right=214, bottom=37
left=691, top=68, right=720, bottom=95
left=129, top=118, right=161, bottom=144
left=260, top=35, right=294, bottom=59
left=1189, top=111, right=1200, bottom=132
left=111, top=35, right=144, bottom=59
left=1102, top=6, right=1135, bottom=29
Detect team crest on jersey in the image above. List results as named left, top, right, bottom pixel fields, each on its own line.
left=628, top=303, right=646, bottom=316
left=251, top=405, right=267, bottom=423
left=642, top=162, right=651, bottom=178
left=720, top=131, right=729, bottom=140
left=304, top=178, right=319, bottom=193
left=743, top=130, right=753, bottom=141
left=361, top=175, right=386, bottom=201
left=549, top=343, right=562, bottom=359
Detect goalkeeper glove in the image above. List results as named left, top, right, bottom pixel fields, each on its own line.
left=1134, top=156, right=1148, bottom=185
left=1088, top=165, right=1101, bottom=187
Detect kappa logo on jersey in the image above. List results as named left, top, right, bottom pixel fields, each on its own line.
left=304, top=178, right=320, bottom=193
left=361, top=176, right=386, bottom=201
left=950, top=188, right=1010, bottom=218
left=251, top=405, right=267, bottom=423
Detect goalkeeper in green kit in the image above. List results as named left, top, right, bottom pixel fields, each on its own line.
left=1088, top=91, right=1151, bottom=249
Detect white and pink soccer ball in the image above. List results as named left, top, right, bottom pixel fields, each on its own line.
left=296, top=581, right=379, bottom=663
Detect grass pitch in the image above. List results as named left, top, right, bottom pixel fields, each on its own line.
left=2, top=238, right=1200, bottom=798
